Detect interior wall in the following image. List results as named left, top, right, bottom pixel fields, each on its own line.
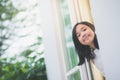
left=89, top=0, right=120, bottom=80
left=40, top=0, right=63, bottom=80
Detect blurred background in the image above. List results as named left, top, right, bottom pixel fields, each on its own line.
left=0, top=0, right=47, bottom=80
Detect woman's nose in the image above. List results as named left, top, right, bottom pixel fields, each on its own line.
left=81, top=33, right=86, bottom=38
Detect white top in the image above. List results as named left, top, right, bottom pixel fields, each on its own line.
left=93, top=49, right=105, bottom=76
left=80, top=49, right=105, bottom=80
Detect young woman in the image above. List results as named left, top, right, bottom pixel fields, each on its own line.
left=72, top=21, right=105, bottom=80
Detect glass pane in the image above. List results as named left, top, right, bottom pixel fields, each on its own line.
left=65, top=45, right=78, bottom=70
left=68, top=70, right=81, bottom=80
left=60, top=0, right=78, bottom=71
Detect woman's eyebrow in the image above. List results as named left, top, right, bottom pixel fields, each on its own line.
left=76, top=26, right=85, bottom=34
left=80, top=26, right=84, bottom=30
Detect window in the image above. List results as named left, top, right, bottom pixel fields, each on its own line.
left=49, top=0, right=94, bottom=80
left=59, top=0, right=81, bottom=79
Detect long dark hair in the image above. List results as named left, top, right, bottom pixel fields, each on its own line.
left=72, top=21, right=99, bottom=65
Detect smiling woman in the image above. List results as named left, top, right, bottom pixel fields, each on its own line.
left=76, top=23, right=95, bottom=48
left=72, top=21, right=105, bottom=80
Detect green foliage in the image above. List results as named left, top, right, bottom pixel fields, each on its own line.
left=0, top=0, right=47, bottom=80
left=0, top=56, right=47, bottom=80
left=0, top=0, right=18, bottom=21
left=0, top=35, right=47, bottom=80
left=0, top=0, right=19, bottom=56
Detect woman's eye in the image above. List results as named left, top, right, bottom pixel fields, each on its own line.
left=83, top=28, right=86, bottom=31
left=77, top=34, right=80, bottom=37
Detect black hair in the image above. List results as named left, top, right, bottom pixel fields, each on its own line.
left=72, top=21, right=99, bottom=65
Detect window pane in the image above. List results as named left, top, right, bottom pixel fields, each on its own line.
left=68, top=70, right=81, bottom=80
left=65, top=45, right=78, bottom=70
left=60, top=0, right=78, bottom=71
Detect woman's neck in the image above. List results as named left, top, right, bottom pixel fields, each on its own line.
left=90, top=42, right=96, bottom=49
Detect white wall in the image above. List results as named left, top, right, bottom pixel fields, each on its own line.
left=90, top=0, right=120, bottom=80
left=39, top=0, right=63, bottom=80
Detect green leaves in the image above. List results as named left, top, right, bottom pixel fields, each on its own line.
left=0, top=56, right=47, bottom=80
left=0, top=0, right=18, bottom=21
left=0, top=0, right=19, bottom=56
left=0, top=0, right=47, bottom=80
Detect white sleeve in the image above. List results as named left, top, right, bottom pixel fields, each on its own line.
left=93, top=49, right=105, bottom=76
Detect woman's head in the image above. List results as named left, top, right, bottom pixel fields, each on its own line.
left=76, top=23, right=95, bottom=48
left=72, top=21, right=99, bottom=65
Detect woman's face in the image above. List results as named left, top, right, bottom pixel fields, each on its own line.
left=76, top=24, right=95, bottom=47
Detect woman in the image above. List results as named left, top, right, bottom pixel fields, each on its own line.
left=72, top=21, right=105, bottom=80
